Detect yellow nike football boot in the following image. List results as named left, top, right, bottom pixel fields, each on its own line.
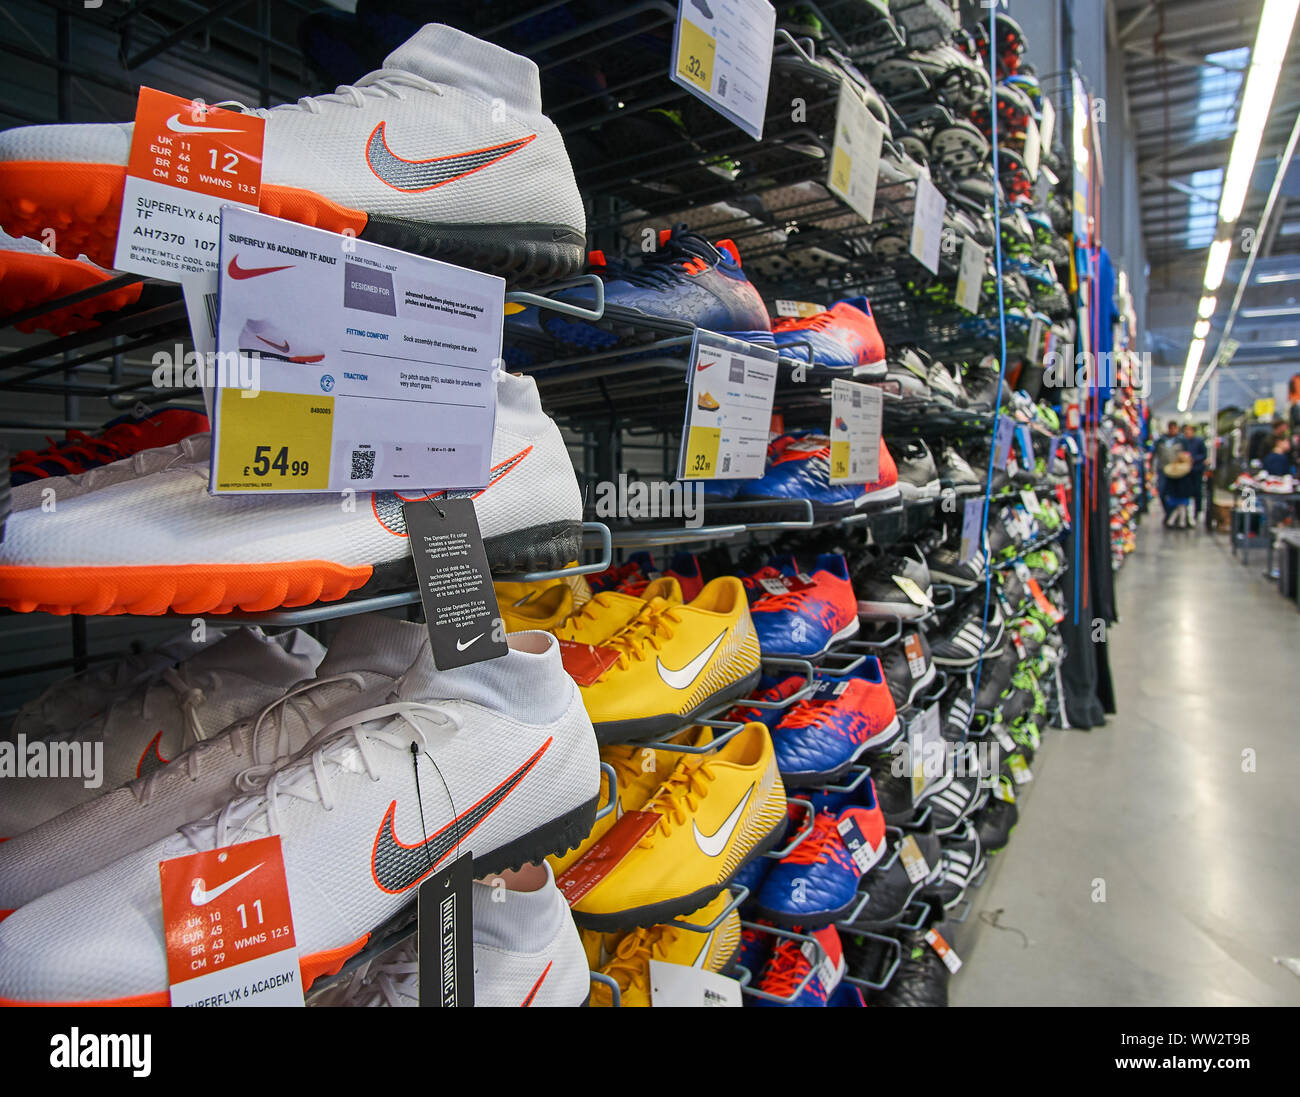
left=590, top=890, right=742, bottom=1006
left=497, top=582, right=573, bottom=632
left=554, top=577, right=682, bottom=647
left=548, top=725, right=713, bottom=879
left=578, top=577, right=762, bottom=742
left=697, top=392, right=720, bottom=412
left=568, top=721, right=787, bottom=930
left=495, top=567, right=592, bottom=615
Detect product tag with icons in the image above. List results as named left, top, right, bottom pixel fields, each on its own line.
left=829, top=378, right=883, bottom=484
left=679, top=330, right=779, bottom=481
left=670, top=0, right=776, bottom=140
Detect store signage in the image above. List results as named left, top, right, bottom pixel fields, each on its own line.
left=828, top=83, right=885, bottom=223
left=115, top=88, right=264, bottom=281
left=993, top=416, right=1016, bottom=471
left=955, top=237, right=985, bottom=314
left=829, top=378, right=883, bottom=484
left=678, top=330, right=779, bottom=480
left=959, top=497, right=984, bottom=565
left=910, top=175, right=946, bottom=273
left=159, top=835, right=303, bottom=1007
left=211, top=207, right=503, bottom=495
left=670, top=0, right=776, bottom=140
left=909, top=702, right=942, bottom=800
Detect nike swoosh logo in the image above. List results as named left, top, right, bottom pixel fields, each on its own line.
left=656, top=629, right=727, bottom=691
left=257, top=336, right=291, bottom=352
left=135, top=731, right=169, bottom=780
left=165, top=112, right=244, bottom=135
left=227, top=256, right=294, bottom=280
left=692, top=784, right=754, bottom=857
left=371, top=740, right=550, bottom=894
left=366, top=123, right=536, bottom=193
left=521, top=962, right=551, bottom=1007
left=456, top=633, right=484, bottom=652
left=190, top=863, right=264, bottom=906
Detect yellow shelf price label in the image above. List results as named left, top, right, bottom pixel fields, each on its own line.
left=684, top=426, right=722, bottom=478
left=829, top=146, right=852, bottom=195
left=676, top=19, right=716, bottom=93
left=830, top=440, right=851, bottom=480
left=215, top=390, right=334, bottom=492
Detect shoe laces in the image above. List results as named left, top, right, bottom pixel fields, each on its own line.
left=614, top=228, right=720, bottom=289
left=602, top=924, right=680, bottom=994
left=605, top=599, right=684, bottom=670
left=224, top=69, right=444, bottom=120
left=772, top=312, right=834, bottom=332
left=178, top=697, right=461, bottom=851
left=758, top=940, right=815, bottom=998
left=778, top=692, right=842, bottom=735
left=554, top=591, right=629, bottom=640
left=342, top=941, right=419, bottom=1006
left=10, top=425, right=143, bottom=478
left=755, top=582, right=817, bottom=613
left=779, top=811, right=844, bottom=866
left=49, top=433, right=210, bottom=496
left=637, top=760, right=715, bottom=845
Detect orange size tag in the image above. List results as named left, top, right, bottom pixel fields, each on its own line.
left=115, top=88, right=264, bottom=280
left=557, top=639, right=621, bottom=687
left=925, top=928, right=962, bottom=972
left=126, top=88, right=264, bottom=202
left=903, top=632, right=927, bottom=679
left=555, top=810, right=661, bottom=905
left=159, top=835, right=303, bottom=1006
left=1026, top=577, right=1063, bottom=622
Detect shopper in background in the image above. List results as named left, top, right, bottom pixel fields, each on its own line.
left=1262, top=435, right=1294, bottom=477
left=1153, top=419, right=1181, bottom=515
left=1181, top=423, right=1208, bottom=521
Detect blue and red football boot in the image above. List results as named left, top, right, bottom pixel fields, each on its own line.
left=771, top=297, right=887, bottom=376
left=749, top=925, right=844, bottom=1007
left=754, top=805, right=887, bottom=927
left=769, top=659, right=900, bottom=784
left=750, top=553, right=859, bottom=659
left=545, top=227, right=773, bottom=349
left=738, top=433, right=901, bottom=520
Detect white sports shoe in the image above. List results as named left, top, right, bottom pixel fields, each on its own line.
left=0, top=371, right=582, bottom=615
left=3, top=623, right=228, bottom=742
left=238, top=319, right=326, bottom=363
left=0, top=614, right=426, bottom=915
left=315, top=862, right=589, bottom=1007
left=0, top=631, right=599, bottom=1005
left=0, top=25, right=584, bottom=284
left=0, top=627, right=325, bottom=839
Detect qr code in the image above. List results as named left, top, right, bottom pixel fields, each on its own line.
left=350, top=448, right=376, bottom=480
left=728, top=357, right=746, bottom=384
left=721, top=454, right=731, bottom=473
left=718, top=75, right=727, bottom=97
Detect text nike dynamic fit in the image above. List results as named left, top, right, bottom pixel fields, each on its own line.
left=0, top=25, right=585, bottom=284
left=0, top=371, right=582, bottom=616
left=0, top=631, right=600, bottom=1006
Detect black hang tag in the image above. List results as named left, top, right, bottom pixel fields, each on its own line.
left=403, top=497, right=508, bottom=670
left=417, top=851, right=475, bottom=1008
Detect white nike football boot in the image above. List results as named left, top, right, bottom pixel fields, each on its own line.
left=0, top=627, right=325, bottom=839
left=3, top=622, right=228, bottom=742
left=0, top=614, right=427, bottom=915
left=314, top=862, right=589, bottom=1007
left=0, top=631, right=600, bottom=1006
left=0, top=371, right=583, bottom=615
left=238, top=318, right=326, bottom=363
left=0, top=24, right=585, bottom=284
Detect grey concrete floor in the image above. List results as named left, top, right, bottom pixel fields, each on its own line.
left=951, top=523, right=1300, bottom=1006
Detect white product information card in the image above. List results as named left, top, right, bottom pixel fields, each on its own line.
left=678, top=330, right=779, bottom=480
left=211, top=207, right=504, bottom=495
left=828, top=83, right=885, bottom=223
left=670, top=0, right=776, bottom=141
left=909, top=175, right=946, bottom=273
left=650, top=960, right=742, bottom=1006
left=955, top=237, right=985, bottom=314
left=828, top=378, right=882, bottom=485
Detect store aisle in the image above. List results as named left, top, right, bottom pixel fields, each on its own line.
left=952, top=527, right=1300, bottom=1006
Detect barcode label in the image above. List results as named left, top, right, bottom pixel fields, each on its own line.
left=350, top=448, right=376, bottom=481
left=728, top=357, right=746, bottom=384
left=721, top=454, right=731, bottom=473
left=203, top=293, right=218, bottom=339
left=717, top=74, right=727, bottom=97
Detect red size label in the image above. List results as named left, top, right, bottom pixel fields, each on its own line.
left=555, top=810, right=660, bottom=905
left=126, top=87, right=265, bottom=204
left=159, top=835, right=294, bottom=988
left=557, top=639, right=621, bottom=686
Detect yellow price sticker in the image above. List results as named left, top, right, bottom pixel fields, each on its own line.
left=830, top=440, right=851, bottom=480
left=215, top=390, right=334, bottom=491
left=829, top=146, right=852, bottom=195
left=684, top=426, right=721, bottom=478
left=676, top=19, right=716, bottom=93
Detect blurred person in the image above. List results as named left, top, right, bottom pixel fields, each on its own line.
left=1181, top=423, right=1208, bottom=521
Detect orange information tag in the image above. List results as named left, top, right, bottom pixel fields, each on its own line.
left=903, top=632, right=927, bottom=679
left=925, top=928, right=962, bottom=972
left=159, top=835, right=304, bottom=1006
left=115, top=87, right=264, bottom=280
left=557, top=639, right=621, bottom=687
left=555, top=810, right=661, bottom=905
